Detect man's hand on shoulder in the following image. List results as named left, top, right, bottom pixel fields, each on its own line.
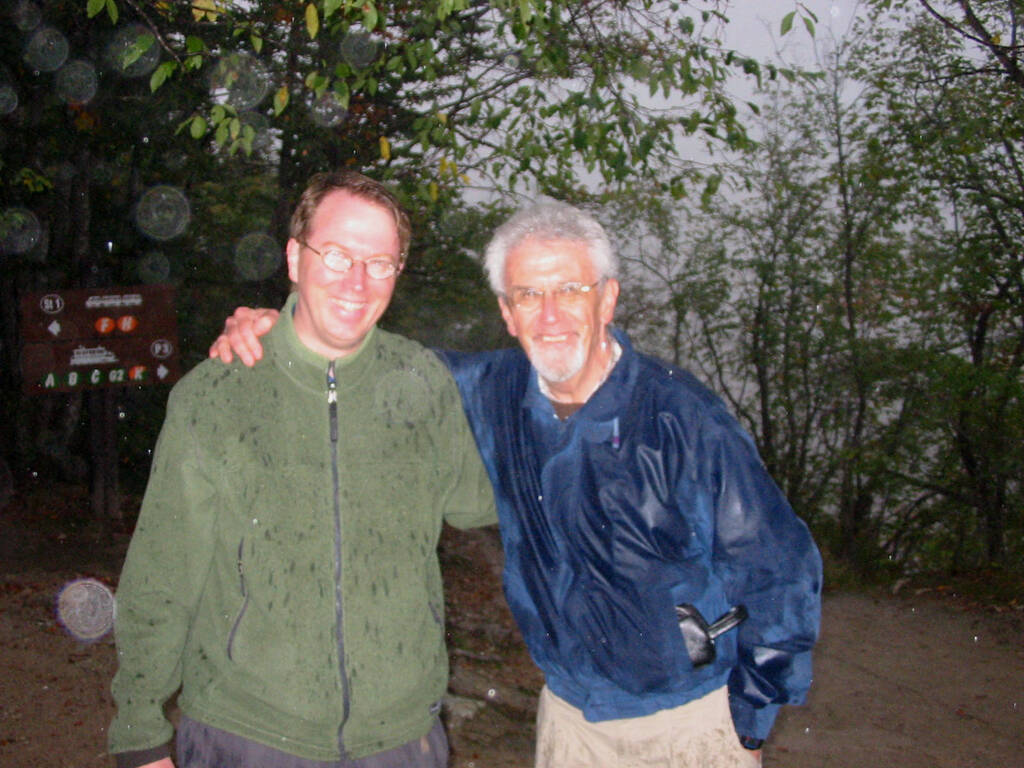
left=137, top=759, right=175, bottom=768
left=208, top=306, right=280, bottom=367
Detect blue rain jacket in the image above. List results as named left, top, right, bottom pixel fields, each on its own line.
left=441, top=329, right=821, bottom=740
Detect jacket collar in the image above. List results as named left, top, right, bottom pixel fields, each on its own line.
left=265, top=292, right=379, bottom=393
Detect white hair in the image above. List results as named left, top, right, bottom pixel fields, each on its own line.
left=483, top=200, right=618, bottom=295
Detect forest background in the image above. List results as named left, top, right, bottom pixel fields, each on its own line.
left=0, top=0, right=1022, bottom=594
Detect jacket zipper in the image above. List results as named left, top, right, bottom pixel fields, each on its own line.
left=226, top=538, right=249, bottom=661
left=328, top=361, right=350, bottom=756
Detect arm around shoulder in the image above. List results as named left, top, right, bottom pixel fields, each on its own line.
left=208, top=306, right=280, bottom=365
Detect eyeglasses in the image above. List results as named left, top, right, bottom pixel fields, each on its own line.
left=301, top=241, right=402, bottom=280
left=505, top=280, right=603, bottom=311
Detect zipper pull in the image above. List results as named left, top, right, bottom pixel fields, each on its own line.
left=327, top=361, right=338, bottom=443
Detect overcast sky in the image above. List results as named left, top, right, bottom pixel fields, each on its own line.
left=722, top=0, right=867, bottom=61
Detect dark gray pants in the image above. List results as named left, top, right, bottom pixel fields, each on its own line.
left=177, top=716, right=449, bottom=768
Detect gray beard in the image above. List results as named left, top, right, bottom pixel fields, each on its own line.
left=531, top=342, right=586, bottom=386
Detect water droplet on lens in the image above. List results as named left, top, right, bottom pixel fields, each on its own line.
left=0, top=207, right=42, bottom=255
left=234, top=232, right=281, bottom=281
left=501, top=50, right=522, bottom=69
left=135, top=186, right=191, bottom=241
left=56, top=578, right=116, bottom=641
left=138, top=251, right=171, bottom=283
left=340, top=30, right=378, bottom=69
left=0, top=83, right=18, bottom=116
left=23, top=26, right=69, bottom=73
left=55, top=59, right=98, bottom=104
left=209, top=53, right=269, bottom=110
left=12, top=1, right=42, bottom=32
left=310, top=91, right=348, bottom=128
left=106, top=24, right=160, bottom=78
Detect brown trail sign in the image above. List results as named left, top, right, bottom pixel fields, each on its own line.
left=18, top=285, right=182, bottom=526
left=19, top=285, right=181, bottom=395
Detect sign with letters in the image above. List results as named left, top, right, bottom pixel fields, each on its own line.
left=19, top=285, right=182, bottom=394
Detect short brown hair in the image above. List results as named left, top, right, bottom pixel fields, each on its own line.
left=289, top=170, right=411, bottom=258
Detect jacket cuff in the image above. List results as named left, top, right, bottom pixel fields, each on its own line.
left=114, top=743, right=172, bottom=768
left=727, top=692, right=780, bottom=742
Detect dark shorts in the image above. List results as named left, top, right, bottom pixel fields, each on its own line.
left=176, top=716, right=449, bottom=768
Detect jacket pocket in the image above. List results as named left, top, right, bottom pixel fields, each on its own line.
left=226, top=537, right=249, bottom=661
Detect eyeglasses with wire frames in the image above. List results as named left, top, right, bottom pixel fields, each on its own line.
left=504, top=279, right=604, bottom=311
left=300, top=241, right=403, bottom=280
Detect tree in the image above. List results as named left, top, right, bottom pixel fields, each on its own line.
left=83, top=0, right=786, bottom=200
left=857, top=0, right=1024, bottom=567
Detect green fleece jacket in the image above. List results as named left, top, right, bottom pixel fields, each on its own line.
left=109, top=296, right=497, bottom=765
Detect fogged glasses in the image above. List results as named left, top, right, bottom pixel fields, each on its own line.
left=301, top=242, right=402, bottom=280
left=506, top=280, right=603, bottom=311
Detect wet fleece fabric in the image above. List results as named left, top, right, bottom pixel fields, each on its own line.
left=109, top=293, right=497, bottom=768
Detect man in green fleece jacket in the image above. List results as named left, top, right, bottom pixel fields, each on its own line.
left=108, top=171, right=497, bottom=768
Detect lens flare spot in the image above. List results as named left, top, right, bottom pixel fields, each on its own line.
left=234, top=232, right=281, bottom=281
left=138, top=251, right=172, bottom=283
left=209, top=54, right=270, bottom=111
left=106, top=24, right=161, bottom=78
left=135, top=186, right=191, bottom=241
left=56, top=578, right=115, bottom=641
left=11, top=1, right=42, bottom=32
left=340, top=30, right=378, bottom=69
left=0, top=207, right=41, bottom=255
left=55, top=59, right=99, bottom=105
left=23, top=26, right=69, bottom=73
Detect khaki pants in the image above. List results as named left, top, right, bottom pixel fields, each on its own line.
left=535, top=686, right=762, bottom=768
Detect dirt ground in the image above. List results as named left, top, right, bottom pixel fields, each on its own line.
left=1, top=496, right=1021, bottom=768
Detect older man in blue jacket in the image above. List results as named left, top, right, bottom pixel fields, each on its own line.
left=213, top=200, right=822, bottom=768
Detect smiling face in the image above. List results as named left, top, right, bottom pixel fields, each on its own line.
left=499, top=236, right=619, bottom=403
left=286, top=190, right=403, bottom=360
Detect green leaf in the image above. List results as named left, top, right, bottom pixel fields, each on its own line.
left=251, top=34, right=263, bottom=54
left=363, top=4, right=379, bottom=30
left=122, top=34, right=155, bottom=69
left=324, top=0, right=343, bottom=20
left=149, top=61, right=175, bottom=92
left=306, top=4, right=319, bottom=40
left=781, top=11, right=795, bottom=36
left=700, top=173, right=721, bottom=207
left=215, top=120, right=229, bottom=145
left=273, top=85, right=289, bottom=115
left=334, top=81, right=350, bottom=111
left=518, top=0, right=535, bottom=24
left=190, top=116, right=207, bottom=139
left=87, top=0, right=106, bottom=19
left=803, top=16, right=815, bottom=37
left=305, top=72, right=328, bottom=97
left=106, top=0, right=118, bottom=23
